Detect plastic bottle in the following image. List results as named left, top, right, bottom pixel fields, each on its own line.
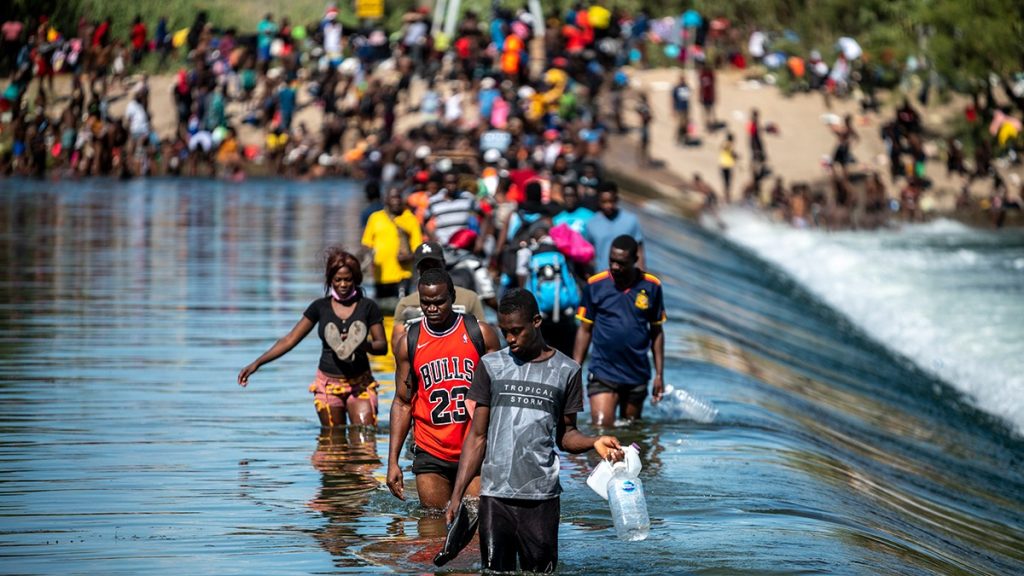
left=662, top=384, right=718, bottom=423
left=606, top=461, right=650, bottom=541
left=587, top=444, right=642, bottom=500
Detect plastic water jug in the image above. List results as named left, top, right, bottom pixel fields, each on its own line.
left=607, top=461, right=650, bottom=541
left=587, top=443, right=642, bottom=500
left=661, top=384, right=718, bottom=423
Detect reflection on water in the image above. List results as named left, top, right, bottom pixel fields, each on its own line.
left=1, top=179, right=1022, bottom=575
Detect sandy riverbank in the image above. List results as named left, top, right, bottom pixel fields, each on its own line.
left=604, top=67, right=1022, bottom=224
left=15, top=66, right=1021, bottom=227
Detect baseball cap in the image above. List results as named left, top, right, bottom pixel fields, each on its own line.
left=483, top=148, right=501, bottom=164
left=414, top=241, right=445, bottom=266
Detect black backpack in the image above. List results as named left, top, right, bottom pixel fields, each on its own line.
left=406, top=313, right=487, bottom=388
left=500, top=210, right=550, bottom=287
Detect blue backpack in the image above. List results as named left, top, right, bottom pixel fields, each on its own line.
left=526, top=246, right=580, bottom=322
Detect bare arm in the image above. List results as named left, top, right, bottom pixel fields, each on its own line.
left=480, top=321, right=501, bottom=353
left=474, top=210, right=493, bottom=255
left=362, top=321, right=388, bottom=356
left=390, top=321, right=407, bottom=357
left=573, top=320, right=593, bottom=367
left=237, top=316, right=315, bottom=386
left=386, top=333, right=414, bottom=500
left=491, top=209, right=514, bottom=269
left=444, top=405, right=490, bottom=524
left=650, top=323, right=664, bottom=403
left=557, top=411, right=622, bottom=456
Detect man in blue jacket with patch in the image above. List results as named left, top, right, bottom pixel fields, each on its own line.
left=574, top=234, right=666, bottom=426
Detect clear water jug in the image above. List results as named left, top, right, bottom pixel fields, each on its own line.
left=587, top=444, right=642, bottom=500
left=606, top=461, right=650, bottom=541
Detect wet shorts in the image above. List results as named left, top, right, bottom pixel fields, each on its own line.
left=411, top=448, right=459, bottom=483
left=479, top=496, right=560, bottom=573
left=587, top=373, right=648, bottom=404
left=309, top=370, right=379, bottom=423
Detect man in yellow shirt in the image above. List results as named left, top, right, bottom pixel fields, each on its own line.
left=362, top=187, right=423, bottom=300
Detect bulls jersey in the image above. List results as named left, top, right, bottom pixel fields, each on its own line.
left=411, top=314, right=481, bottom=462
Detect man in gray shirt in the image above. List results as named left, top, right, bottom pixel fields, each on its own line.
left=446, top=288, right=622, bottom=573
left=585, top=182, right=646, bottom=271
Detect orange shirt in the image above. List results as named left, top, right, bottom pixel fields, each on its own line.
left=407, top=189, right=431, bottom=225
left=411, top=316, right=481, bottom=461
left=501, top=35, right=523, bottom=74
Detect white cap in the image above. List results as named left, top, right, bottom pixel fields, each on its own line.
left=415, top=145, right=431, bottom=159
left=483, top=148, right=501, bottom=164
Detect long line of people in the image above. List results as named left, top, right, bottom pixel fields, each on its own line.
left=358, top=144, right=644, bottom=360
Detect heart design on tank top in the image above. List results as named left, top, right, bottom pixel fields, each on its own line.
left=325, top=321, right=367, bottom=363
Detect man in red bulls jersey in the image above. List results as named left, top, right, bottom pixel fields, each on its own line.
left=387, top=268, right=500, bottom=508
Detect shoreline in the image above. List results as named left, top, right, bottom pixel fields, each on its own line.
left=7, top=65, right=1020, bottom=230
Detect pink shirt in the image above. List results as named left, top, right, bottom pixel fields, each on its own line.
left=2, top=21, right=24, bottom=42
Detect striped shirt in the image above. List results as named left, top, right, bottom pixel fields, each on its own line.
left=426, top=190, right=479, bottom=245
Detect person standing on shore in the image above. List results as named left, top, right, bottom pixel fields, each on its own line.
left=719, top=132, right=737, bottom=203
left=256, top=13, right=277, bottom=65
left=830, top=113, right=858, bottom=180
left=699, top=60, right=717, bottom=130
left=238, top=247, right=389, bottom=428
left=636, top=92, right=653, bottom=166
left=574, top=235, right=665, bottom=426
left=387, top=268, right=500, bottom=509
left=749, top=108, right=767, bottom=185
left=129, top=15, right=147, bottom=66
left=672, top=73, right=691, bottom=145
left=446, top=288, right=623, bottom=573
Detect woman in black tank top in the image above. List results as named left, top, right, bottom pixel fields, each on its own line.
left=237, top=247, right=388, bottom=427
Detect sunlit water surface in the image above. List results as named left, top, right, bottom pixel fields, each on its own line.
left=1, top=180, right=1021, bottom=575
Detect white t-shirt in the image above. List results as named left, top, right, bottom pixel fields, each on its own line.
left=404, top=22, right=427, bottom=46
left=444, top=93, right=463, bottom=123
left=323, top=22, right=342, bottom=55
left=125, top=100, right=149, bottom=136
left=748, top=31, right=767, bottom=58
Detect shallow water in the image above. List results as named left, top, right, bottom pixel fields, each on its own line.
left=1, top=179, right=1022, bottom=575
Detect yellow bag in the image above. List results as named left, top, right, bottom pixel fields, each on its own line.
left=172, top=28, right=189, bottom=48
left=589, top=6, right=611, bottom=29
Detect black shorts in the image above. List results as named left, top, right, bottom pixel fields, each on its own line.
left=411, top=448, right=459, bottom=483
left=587, top=373, right=648, bottom=404
left=479, top=496, right=560, bottom=573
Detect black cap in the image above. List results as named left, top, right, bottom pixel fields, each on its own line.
left=414, top=241, right=445, bottom=267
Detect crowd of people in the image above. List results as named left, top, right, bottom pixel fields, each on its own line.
left=713, top=28, right=1024, bottom=229
left=0, top=4, right=694, bottom=181
left=8, top=2, right=1022, bottom=572
left=238, top=193, right=665, bottom=572
left=4, top=5, right=1020, bottom=230
left=208, top=4, right=679, bottom=572
left=741, top=96, right=1024, bottom=230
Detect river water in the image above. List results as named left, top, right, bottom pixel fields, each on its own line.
left=1, top=179, right=1022, bottom=575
